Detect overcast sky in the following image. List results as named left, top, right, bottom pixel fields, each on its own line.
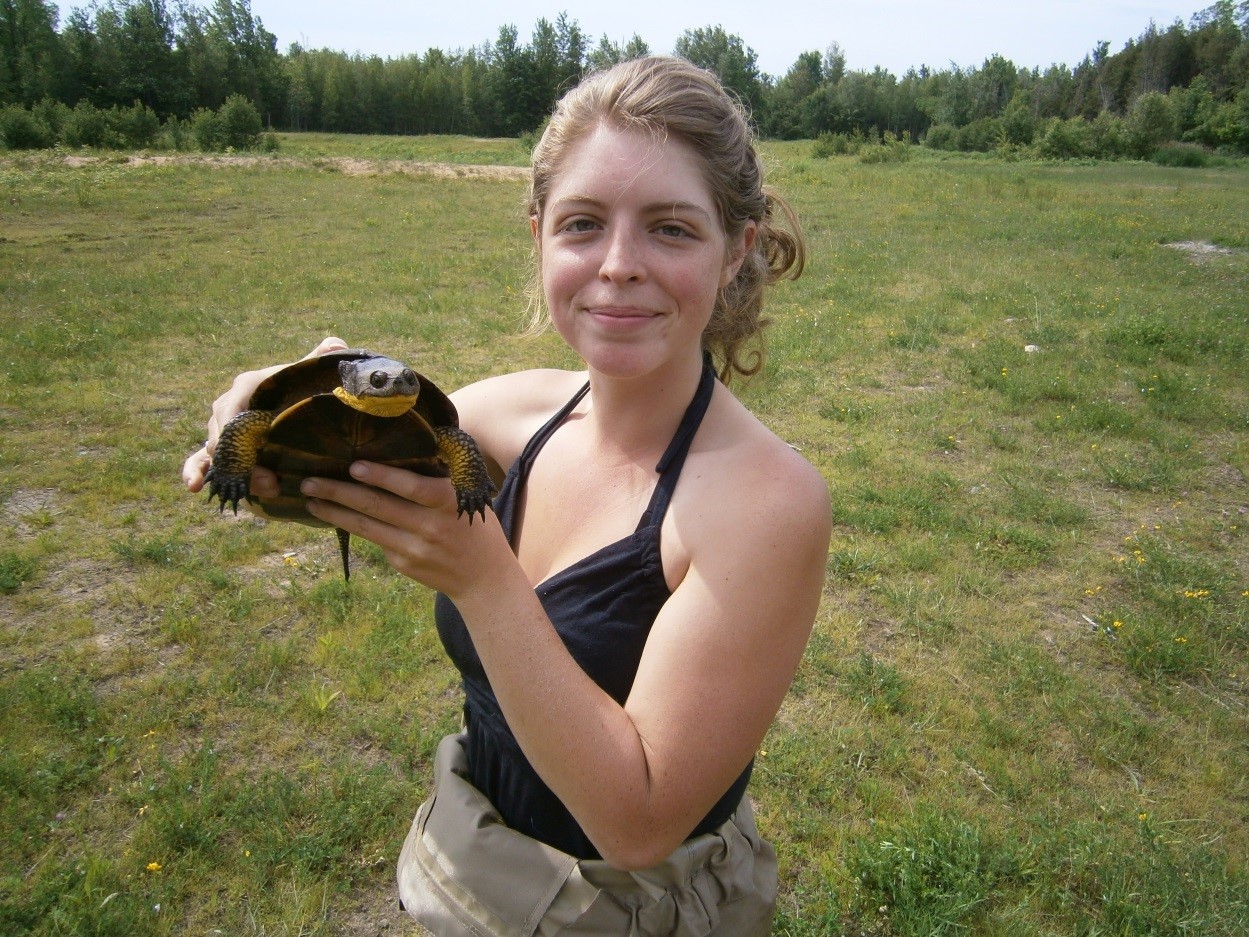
left=226, top=1, right=1205, bottom=77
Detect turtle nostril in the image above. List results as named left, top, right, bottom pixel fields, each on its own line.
left=401, top=369, right=417, bottom=387
left=370, top=371, right=388, bottom=389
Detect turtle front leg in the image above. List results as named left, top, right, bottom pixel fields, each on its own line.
left=205, top=409, right=274, bottom=514
left=433, top=426, right=496, bottom=523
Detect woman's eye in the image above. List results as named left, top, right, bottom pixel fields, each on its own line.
left=561, top=218, right=598, bottom=234
left=657, top=224, right=691, bottom=238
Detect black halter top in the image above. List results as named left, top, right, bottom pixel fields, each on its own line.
left=433, top=359, right=752, bottom=859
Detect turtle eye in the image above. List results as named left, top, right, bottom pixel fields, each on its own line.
left=370, top=371, right=389, bottom=389
left=401, top=369, right=417, bottom=386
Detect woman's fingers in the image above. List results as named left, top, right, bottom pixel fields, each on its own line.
left=301, top=464, right=455, bottom=522
left=348, top=460, right=458, bottom=510
left=302, top=336, right=348, bottom=359
left=300, top=464, right=505, bottom=596
left=182, top=446, right=212, bottom=491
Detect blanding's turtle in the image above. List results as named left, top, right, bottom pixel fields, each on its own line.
left=205, top=349, right=494, bottom=579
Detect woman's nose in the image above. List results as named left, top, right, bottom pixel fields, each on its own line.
left=599, top=226, right=645, bottom=283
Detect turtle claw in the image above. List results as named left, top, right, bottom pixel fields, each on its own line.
left=205, top=466, right=249, bottom=516
left=455, top=484, right=495, bottom=525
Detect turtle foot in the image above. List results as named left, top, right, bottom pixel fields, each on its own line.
left=436, top=425, right=496, bottom=525
left=205, top=467, right=250, bottom=515
left=454, top=483, right=496, bottom=525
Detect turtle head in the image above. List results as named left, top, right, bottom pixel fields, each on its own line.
left=332, top=357, right=420, bottom=417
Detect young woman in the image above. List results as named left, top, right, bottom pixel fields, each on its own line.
left=183, top=56, right=831, bottom=936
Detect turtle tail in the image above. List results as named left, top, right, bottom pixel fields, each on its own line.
left=433, top=425, right=496, bottom=523
left=336, top=527, right=352, bottom=581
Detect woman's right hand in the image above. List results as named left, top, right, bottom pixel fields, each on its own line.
left=181, top=336, right=349, bottom=494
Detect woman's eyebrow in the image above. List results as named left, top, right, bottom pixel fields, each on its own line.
left=549, top=195, right=714, bottom=221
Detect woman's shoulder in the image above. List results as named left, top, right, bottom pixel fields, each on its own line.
left=713, top=389, right=827, bottom=492
left=682, top=389, right=831, bottom=545
left=450, top=368, right=589, bottom=471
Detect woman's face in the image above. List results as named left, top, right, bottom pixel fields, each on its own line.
left=534, top=123, right=753, bottom=381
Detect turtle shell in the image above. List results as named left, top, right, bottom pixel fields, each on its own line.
left=249, top=349, right=456, bottom=527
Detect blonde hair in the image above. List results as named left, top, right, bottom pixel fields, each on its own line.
left=527, top=55, right=805, bottom=382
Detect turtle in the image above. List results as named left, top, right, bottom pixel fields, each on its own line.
left=204, top=349, right=495, bottom=580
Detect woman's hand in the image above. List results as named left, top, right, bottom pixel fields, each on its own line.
left=300, top=460, right=513, bottom=598
left=181, top=336, right=349, bottom=494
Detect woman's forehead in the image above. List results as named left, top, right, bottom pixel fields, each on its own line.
left=546, top=124, right=717, bottom=212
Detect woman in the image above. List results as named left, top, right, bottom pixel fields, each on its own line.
left=183, top=56, right=831, bottom=935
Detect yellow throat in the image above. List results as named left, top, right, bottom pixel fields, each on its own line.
left=333, top=385, right=418, bottom=417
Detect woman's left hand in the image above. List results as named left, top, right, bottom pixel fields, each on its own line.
left=300, top=460, right=510, bottom=597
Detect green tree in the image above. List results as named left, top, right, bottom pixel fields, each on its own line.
left=587, top=32, right=649, bottom=71
left=206, top=0, right=284, bottom=122
left=94, top=0, right=182, bottom=113
left=55, top=7, right=100, bottom=105
left=175, top=4, right=227, bottom=115
left=674, top=26, right=766, bottom=119
left=764, top=49, right=822, bottom=138
left=487, top=23, right=533, bottom=135
left=0, top=0, right=61, bottom=106
left=968, top=54, right=1021, bottom=120
left=554, top=12, right=586, bottom=91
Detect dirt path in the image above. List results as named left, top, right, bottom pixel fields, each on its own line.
left=57, top=152, right=530, bottom=181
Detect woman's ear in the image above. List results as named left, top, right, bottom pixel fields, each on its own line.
left=720, top=221, right=757, bottom=288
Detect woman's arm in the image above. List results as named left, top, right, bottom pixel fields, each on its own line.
left=304, top=433, right=831, bottom=869
left=461, top=444, right=832, bottom=868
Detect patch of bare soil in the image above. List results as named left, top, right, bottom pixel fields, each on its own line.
left=3, top=487, right=62, bottom=537
left=60, top=153, right=529, bottom=181
left=1162, top=240, right=1247, bottom=263
left=335, top=880, right=429, bottom=936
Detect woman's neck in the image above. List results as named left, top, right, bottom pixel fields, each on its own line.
left=580, top=352, right=707, bottom=466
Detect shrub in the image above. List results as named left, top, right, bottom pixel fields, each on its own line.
left=859, top=131, right=913, bottom=164
left=1037, top=117, right=1094, bottom=160
left=217, top=94, right=263, bottom=150
left=812, top=130, right=865, bottom=158
left=1151, top=141, right=1212, bottom=168
left=61, top=101, right=160, bottom=150
left=159, top=115, right=192, bottom=151
left=191, top=107, right=223, bottom=150
left=62, top=101, right=108, bottom=148
left=113, top=102, right=160, bottom=149
left=1126, top=92, right=1176, bottom=159
left=0, top=105, right=55, bottom=149
left=923, top=123, right=959, bottom=151
left=1089, top=112, right=1131, bottom=159
left=190, top=96, right=266, bottom=152
left=955, top=117, right=1002, bottom=153
left=998, top=100, right=1037, bottom=146
left=30, top=98, right=70, bottom=140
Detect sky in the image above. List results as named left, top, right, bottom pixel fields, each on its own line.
left=228, top=1, right=1208, bottom=78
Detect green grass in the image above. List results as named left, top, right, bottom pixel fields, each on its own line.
left=272, top=131, right=533, bottom=166
left=2, top=138, right=1248, bottom=935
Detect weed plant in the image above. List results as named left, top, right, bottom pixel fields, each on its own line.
left=1, top=142, right=1247, bottom=935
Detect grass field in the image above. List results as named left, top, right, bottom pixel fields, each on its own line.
left=1, top=135, right=1247, bottom=935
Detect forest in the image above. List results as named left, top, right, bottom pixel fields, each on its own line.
left=2, top=0, right=1248, bottom=156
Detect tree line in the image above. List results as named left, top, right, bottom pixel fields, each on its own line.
left=2, top=0, right=1248, bottom=155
